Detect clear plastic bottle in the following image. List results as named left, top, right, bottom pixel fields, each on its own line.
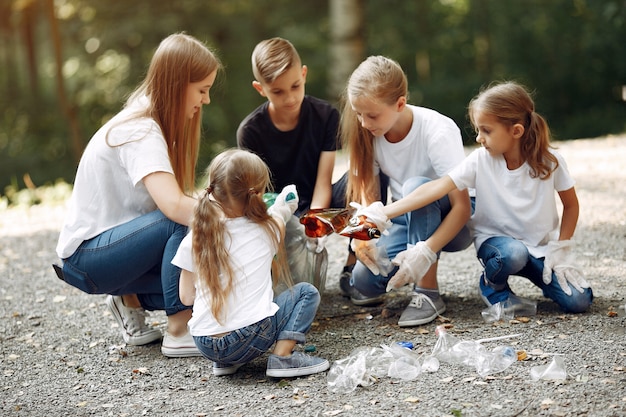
left=432, top=326, right=517, bottom=377
left=475, top=346, right=517, bottom=377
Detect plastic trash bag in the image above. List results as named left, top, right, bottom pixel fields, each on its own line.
left=274, top=215, right=328, bottom=294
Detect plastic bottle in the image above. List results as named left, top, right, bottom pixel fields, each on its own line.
left=432, top=326, right=518, bottom=377
left=299, top=208, right=381, bottom=240
left=475, top=346, right=517, bottom=377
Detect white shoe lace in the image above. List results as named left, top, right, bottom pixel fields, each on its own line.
left=408, top=293, right=435, bottom=310
left=121, top=304, right=150, bottom=335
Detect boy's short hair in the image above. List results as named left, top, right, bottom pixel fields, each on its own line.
left=251, top=37, right=301, bottom=84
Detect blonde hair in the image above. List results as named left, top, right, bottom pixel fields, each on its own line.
left=191, top=149, right=291, bottom=325
left=341, top=56, right=408, bottom=203
left=469, top=81, right=557, bottom=179
left=110, top=33, right=222, bottom=193
left=251, top=37, right=301, bottom=84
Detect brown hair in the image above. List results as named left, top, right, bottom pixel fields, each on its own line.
left=469, top=81, right=557, bottom=179
left=191, top=149, right=291, bottom=325
left=110, top=33, right=222, bottom=193
left=251, top=37, right=301, bottom=84
left=341, top=56, right=408, bottom=203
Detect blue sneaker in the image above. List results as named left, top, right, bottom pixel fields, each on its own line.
left=266, top=351, right=329, bottom=378
left=479, top=273, right=513, bottom=306
left=480, top=274, right=537, bottom=316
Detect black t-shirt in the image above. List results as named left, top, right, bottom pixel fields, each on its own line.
left=237, top=95, right=340, bottom=213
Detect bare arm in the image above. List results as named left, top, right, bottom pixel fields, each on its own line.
left=310, top=151, right=335, bottom=209
left=143, top=171, right=196, bottom=226
left=178, top=269, right=196, bottom=306
left=558, top=187, right=579, bottom=240
left=382, top=175, right=458, bottom=220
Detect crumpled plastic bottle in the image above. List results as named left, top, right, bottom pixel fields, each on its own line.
left=327, top=343, right=423, bottom=393
left=431, top=325, right=517, bottom=377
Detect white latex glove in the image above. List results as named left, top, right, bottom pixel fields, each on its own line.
left=386, top=242, right=437, bottom=292
left=351, top=239, right=381, bottom=275
left=267, top=185, right=298, bottom=225
left=349, top=201, right=392, bottom=234
left=305, top=235, right=327, bottom=254
left=542, top=239, right=590, bottom=296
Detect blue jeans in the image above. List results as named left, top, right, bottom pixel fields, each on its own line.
left=478, top=236, right=593, bottom=313
left=59, top=210, right=189, bottom=315
left=351, top=176, right=472, bottom=297
left=193, top=282, right=320, bottom=366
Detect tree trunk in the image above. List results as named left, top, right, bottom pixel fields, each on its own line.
left=328, top=0, right=365, bottom=103
left=45, top=0, right=84, bottom=163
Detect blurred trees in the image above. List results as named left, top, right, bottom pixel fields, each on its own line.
left=1, top=0, right=625, bottom=194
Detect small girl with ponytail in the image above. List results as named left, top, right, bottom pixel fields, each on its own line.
left=359, top=81, right=593, bottom=314
left=172, top=148, right=329, bottom=377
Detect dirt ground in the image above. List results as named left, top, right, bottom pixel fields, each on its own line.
left=1, top=135, right=625, bottom=416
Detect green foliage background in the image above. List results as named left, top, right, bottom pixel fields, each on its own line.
left=1, top=0, right=625, bottom=197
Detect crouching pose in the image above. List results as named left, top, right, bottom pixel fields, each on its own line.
left=357, top=81, right=593, bottom=314
left=172, top=149, right=329, bottom=377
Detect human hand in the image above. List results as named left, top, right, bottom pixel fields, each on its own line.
left=268, top=185, right=298, bottom=225
left=542, top=239, right=590, bottom=296
left=349, top=201, right=392, bottom=234
left=386, top=242, right=437, bottom=292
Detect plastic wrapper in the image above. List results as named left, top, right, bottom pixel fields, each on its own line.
left=530, top=356, right=567, bottom=381
left=481, top=297, right=537, bottom=323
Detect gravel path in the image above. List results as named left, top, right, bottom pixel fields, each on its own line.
left=1, top=136, right=625, bottom=416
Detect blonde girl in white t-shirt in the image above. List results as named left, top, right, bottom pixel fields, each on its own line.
left=358, top=81, right=593, bottom=314
left=55, top=33, right=221, bottom=357
left=339, top=56, right=472, bottom=327
left=173, top=149, right=329, bottom=378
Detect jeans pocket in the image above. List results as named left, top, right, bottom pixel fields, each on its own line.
left=61, top=262, right=100, bottom=294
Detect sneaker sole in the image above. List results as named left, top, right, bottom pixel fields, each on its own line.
left=106, top=296, right=162, bottom=346
left=266, top=360, right=330, bottom=378
left=397, top=305, right=447, bottom=327
left=350, top=295, right=385, bottom=306
left=213, top=363, right=244, bottom=376
left=161, top=346, right=203, bottom=358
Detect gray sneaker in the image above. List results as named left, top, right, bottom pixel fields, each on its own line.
left=339, top=272, right=385, bottom=306
left=398, top=292, right=446, bottom=327
left=106, top=295, right=162, bottom=345
left=266, top=351, right=330, bottom=378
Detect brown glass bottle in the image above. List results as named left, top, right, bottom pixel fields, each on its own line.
left=299, top=208, right=381, bottom=240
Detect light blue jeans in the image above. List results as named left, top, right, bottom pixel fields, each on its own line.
left=478, top=236, right=593, bottom=313
left=351, top=176, right=472, bottom=297
left=59, top=210, right=189, bottom=315
left=193, top=282, right=320, bottom=366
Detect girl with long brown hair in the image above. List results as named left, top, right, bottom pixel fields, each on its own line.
left=55, top=33, right=221, bottom=357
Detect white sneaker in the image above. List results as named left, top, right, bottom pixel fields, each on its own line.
left=161, top=331, right=202, bottom=358
left=106, top=295, right=162, bottom=346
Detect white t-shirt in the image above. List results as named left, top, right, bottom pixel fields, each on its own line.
left=448, top=147, right=575, bottom=258
left=374, top=105, right=465, bottom=201
left=56, top=98, right=173, bottom=259
left=171, top=217, right=280, bottom=337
